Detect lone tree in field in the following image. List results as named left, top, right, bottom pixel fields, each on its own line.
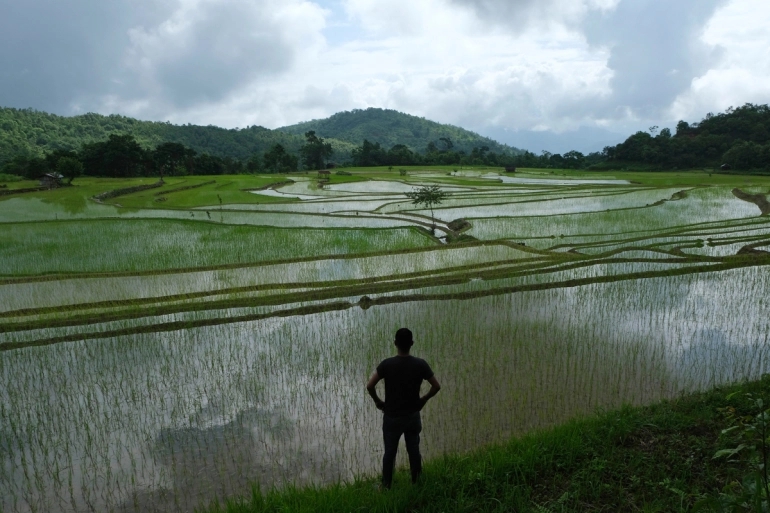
left=55, top=157, right=83, bottom=184
left=406, top=185, right=447, bottom=235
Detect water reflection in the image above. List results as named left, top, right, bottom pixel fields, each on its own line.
left=116, top=406, right=343, bottom=513
left=2, top=269, right=770, bottom=512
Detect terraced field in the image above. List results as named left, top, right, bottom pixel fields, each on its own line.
left=1, top=167, right=770, bottom=513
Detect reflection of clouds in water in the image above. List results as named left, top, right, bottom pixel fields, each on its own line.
left=118, top=405, right=341, bottom=513
left=4, top=267, right=770, bottom=512
left=677, top=327, right=770, bottom=389
left=249, top=189, right=324, bottom=200
left=485, top=174, right=630, bottom=186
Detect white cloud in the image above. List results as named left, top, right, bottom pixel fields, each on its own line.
left=202, top=0, right=613, bottom=132
left=106, top=0, right=329, bottom=118
left=344, top=0, right=477, bottom=36
left=2, top=0, right=770, bottom=152
left=450, top=0, right=620, bottom=30
left=669, top=0, right=770, bottom=122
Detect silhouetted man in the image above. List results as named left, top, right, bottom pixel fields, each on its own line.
left=366, top=328, right=441, bottom=489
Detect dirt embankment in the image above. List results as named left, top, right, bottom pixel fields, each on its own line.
left=154, top=180, right=215, bottom=196
left=0, top=186, right=48, bottom=196
left=732, top=188, right=770, bottom=215
left=93, top=181, right=165, bottom=202
left=242, top=180, right=294, bottom=191
left=650, top=189, right=688, bottom=207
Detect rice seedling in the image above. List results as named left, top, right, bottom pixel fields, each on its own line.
left=1, top=171, right=769, bottom=512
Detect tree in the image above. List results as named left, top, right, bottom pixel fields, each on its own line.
left=388, top=144, right=416, bottom=166
left=469, top=146, right=490, bottom=164
left=723, top=140, right=769, bottom=171
left=405, top=185, right=448, bottom=234
left=56, top=157, right=83, bottom=184
left=154, top=142, right=194, bottom=180
left=45, top=149, right=78, bottom=171
left=1, top=154, right=48, bottom=179
left=563, top=150, right=585, bottom=169
left=263, top=144, right=298, bottom=173
left=80, top=134, right=148, bottom=177
left=300, top=130, right=332, bottom=170
left=195, top=153, right=225, bottom=175
left=351, top=139, right=387, bottom=166
left=246, top=153, right=262, bottom=173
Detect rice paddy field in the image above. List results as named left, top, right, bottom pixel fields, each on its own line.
left=1, top=167, right=770, bottom=513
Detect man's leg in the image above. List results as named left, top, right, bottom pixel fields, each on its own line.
left=382, top=414, right=403, bottom=489
left=403, top=412, right=423, bottom=484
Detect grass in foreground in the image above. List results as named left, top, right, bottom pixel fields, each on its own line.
left=206, top=376, right=770, bottom=513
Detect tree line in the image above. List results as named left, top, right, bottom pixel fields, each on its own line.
left=0, top=131, right=336, bottom=181
left=349, top=137, right=604, bottom=169
left=3, top=103, right=769, bottom=178
left=349, top=103, right=770, bottom=173
left=597, top=103, right=770, bottom=172
left=0, top=107, right=308, bottom=165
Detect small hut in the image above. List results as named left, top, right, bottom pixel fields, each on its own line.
left=504, top=166, right=517, bottom=173
left=317, top=170, right=331, bottom=179
left=40, top=172, right=64, bottom=189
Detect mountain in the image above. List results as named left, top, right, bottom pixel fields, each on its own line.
left=278, top=108, right=522, bottom=156
left=0, top=106, right=519, bottom=167
left=0, top=107, right=357, bottom=165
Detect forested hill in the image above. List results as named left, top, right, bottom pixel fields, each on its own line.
left=0, top=107, right=356, bottom=165
left=599, top=103, right=770, bottom=171
left=278, top=108, right=522, bottom=156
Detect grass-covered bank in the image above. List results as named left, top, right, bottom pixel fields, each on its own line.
left=207, top=376, right=770, bottom=513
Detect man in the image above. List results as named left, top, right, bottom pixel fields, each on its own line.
left=366, top=328, right=441, bottom=489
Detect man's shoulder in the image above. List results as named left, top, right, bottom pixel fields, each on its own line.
left=378, top=356, right=399, bottom=365
left=415, top=357, right=433, bottom=375
left=377, top=356, right=399, bottom=371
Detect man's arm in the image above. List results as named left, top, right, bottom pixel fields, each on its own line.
left=419, top=375, right=441, bottom=409
left=366, top=370, right=385, bottom=410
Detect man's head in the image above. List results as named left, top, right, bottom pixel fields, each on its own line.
left=394, top=328, right=414, bottom=353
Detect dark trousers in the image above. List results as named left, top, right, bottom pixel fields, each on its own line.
left=382, top=411, right=422, bottom=487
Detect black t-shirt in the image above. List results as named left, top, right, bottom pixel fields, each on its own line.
left=377, top=355, right=434, bottom=417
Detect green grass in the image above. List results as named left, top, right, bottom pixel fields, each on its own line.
left=205, top=376, right=770, bottom=513
left=0, top=173, right=23, bottom=183
left=0, top=175, right=308, bottom=213
left=109, top=175, right=298, bottom=208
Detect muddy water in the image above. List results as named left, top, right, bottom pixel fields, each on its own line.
left=1, top=266, right=769, bottom=512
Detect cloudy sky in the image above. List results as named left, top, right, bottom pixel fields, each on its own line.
left=1, top=0, right=769, bottom=153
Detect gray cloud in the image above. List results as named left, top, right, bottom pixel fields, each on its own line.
left=0, top=0, right=318, bottom=117
left=123, top=0, right=300, bottom=109
left=0, top=0, right=754, bottom=146
left=0, top=0, right=173, bottom=113
left=450, top=0, right=727, bottom=122
left=449, top=0, right=606, bottom=29
left=583, top=0, right=728, bottom=118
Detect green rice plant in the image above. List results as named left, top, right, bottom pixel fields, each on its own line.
left=2, top=170, right=770, bottom=512
left=0, top=220, right=434, bottom=275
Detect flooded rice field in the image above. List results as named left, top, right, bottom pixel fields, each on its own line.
left=1, top=169, right=770, bottom=512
